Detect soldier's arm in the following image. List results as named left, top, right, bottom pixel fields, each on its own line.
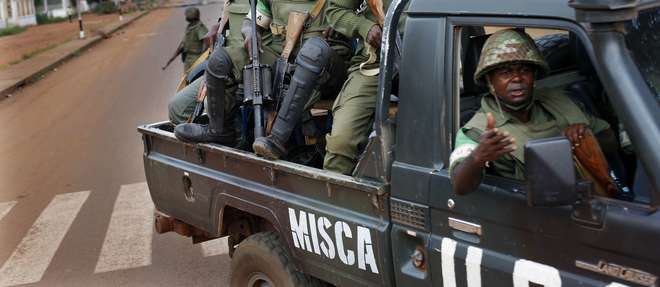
left=450, top=124, right=516, bottom=195
left=326, top=0, right=376, bottom=41
left=242, top=0, right=272, bottom=38
left=449, top=130, right=485, bottom=195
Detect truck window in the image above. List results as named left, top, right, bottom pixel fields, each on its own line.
left=452, top=25, right=649, bottom=203
left=624, top=7, right=660, bottom=99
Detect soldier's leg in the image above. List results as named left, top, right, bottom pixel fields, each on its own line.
left=253, top=37, right=333, bottom=159
left=174, top=47, right=236, bottom=145
left=168, top=76, right=204, bottom=124
left=323, top=71, right=379, bottom=175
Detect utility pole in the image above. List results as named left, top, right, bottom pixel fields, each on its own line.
left=77, top=0, right=84, bottom=39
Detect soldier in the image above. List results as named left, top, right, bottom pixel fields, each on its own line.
left=164, top=7, right=209, bottom=72
left=168, top=0, right=249, bottom=125
left=449, top=29, right=617, bottom=195
left=321, top=0, right=393, bottom=175
left=175, top=0, right=350, bottom=148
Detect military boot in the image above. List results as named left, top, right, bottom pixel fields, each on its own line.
left=253, top=37, right=332, bottom=159
left=175, top=49, right=236, bottom=145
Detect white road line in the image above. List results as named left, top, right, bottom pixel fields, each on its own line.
left=200, top=238, right=229, bottom=257
left=94, top=182, right=154, bottom=273
left=0, top=191, right=90, bottom=287
left=0, top=201, right=17, bottom=221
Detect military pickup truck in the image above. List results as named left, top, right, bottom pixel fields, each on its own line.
left=139, top=0, right=660, bottom=285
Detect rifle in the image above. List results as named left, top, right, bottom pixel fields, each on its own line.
left=244, top=0, right=272, bottom=138
left=573, top=132, right=619, bottom=198
left=185, top=0, right=232, bottom=123
left=272, top=11, right=308, bottom=107
left=163, top=43, right=183, bottom=70
left=362, top=0, right=401, bottom=75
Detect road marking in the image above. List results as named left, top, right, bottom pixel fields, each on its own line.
left=0, top=191, right=90, bottom=287
left=0, top=201, right=17, bottom=221
left=95, top=182, right=154, bottom=273
left=200, top=238, right=229, bottom=257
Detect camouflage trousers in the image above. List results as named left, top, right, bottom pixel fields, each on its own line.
left=168, top=76, right=204, bottom=124
left=324, top=70, right=379, bottom=175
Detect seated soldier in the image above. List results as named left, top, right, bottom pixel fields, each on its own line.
left=450, top=29, right=618, bottom=195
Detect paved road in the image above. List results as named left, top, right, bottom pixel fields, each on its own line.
left=0, top=4, right=232, bottom=287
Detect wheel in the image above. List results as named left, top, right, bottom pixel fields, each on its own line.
left=230, top=232, right=321, bottom=287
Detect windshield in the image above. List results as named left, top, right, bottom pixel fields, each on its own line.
left=625, top=7, right=660, bottom=99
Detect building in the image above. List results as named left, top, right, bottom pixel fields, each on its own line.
left=0, top=0, right=37, bottom=28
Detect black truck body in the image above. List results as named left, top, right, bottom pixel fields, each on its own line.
left=139, top=0, right=660, bottom=285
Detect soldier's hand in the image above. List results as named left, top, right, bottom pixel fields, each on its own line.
left=472, top=113, right=516, bottom=166
left=366, top=24, right=382, bottom=49
left=563, top=123, right=589, bottom=148
left=243, top=32, right=262, bottom=62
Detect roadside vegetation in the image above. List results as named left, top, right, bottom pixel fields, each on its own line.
left=0, top=26, right=27, bottom=37
left=36, top=14, right=69, bottom=25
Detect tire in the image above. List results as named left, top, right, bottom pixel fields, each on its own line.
left=230, top=232, right=321, bottom=287
left=535, top=33, right=571, bottom=72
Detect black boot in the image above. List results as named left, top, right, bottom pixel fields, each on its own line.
left=253, top=37, right=332, bottom=159
left=175, top=48, right=236, bottom=145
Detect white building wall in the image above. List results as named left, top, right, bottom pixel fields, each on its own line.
left=0, top=0, right=37, bottom=28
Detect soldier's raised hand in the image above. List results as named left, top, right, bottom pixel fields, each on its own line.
left=243, top=31, right=262, bottom=62
left=472, top=113, right=517, bottom=165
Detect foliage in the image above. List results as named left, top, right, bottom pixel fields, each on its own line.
left=93, top=1, right=118, bottom=14
left=36, top=13, right=70, bottom=25
left=0, top=26, right=27, bottom=37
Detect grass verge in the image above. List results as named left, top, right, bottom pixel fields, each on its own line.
left=0, top=26, right=27, bottom=37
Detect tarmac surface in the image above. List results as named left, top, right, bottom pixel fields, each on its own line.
left=0, top=3, right=232, bottom=286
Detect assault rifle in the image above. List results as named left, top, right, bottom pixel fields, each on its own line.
left=244, top=0, right=272, bottom=138
left=366, top=0, right=401, bottom=72
left=162, top=43, right=183, bottom=70
left=271, top=11, right=307, bottom=106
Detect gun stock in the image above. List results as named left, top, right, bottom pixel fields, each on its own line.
left=573, top=132, right=618, bottom=198
left=366, top=0, right=385, bottom=25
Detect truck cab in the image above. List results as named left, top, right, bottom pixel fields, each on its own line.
left=139, top=0, right=660, bottom=285
left=384, top=0, right=660, bottom=285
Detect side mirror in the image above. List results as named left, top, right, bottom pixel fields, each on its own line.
left=525, top=137, right=577, bottom=207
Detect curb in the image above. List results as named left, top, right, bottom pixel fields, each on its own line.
left=1, top=10, right=151, bottom=98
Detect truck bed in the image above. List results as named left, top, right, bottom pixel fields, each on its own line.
left=138, top=121, right=393, bottom=286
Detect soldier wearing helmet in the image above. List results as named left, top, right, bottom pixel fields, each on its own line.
left=164, top=7, right=209, bottom=72
left=449, top=28, right=616, bottom=195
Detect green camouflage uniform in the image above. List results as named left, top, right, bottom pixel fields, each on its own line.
left=323, top=0, right=392, bottom=175
left=181, top=21, right=209, bottom=71
left=230, top=0, right=350, bottom=114
left=168, top=0, right=279, bottom=124
left=448, top=29, right=610, bottom=180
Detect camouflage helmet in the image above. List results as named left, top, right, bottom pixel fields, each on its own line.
left=185, top=7, right=200, bottom=21
left=474, top=29, right=549, bottom=84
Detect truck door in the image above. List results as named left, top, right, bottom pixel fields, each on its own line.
left=422, top=19, right=660, bottom=287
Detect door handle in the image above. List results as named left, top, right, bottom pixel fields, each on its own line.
left=448, top=217, right=482, bottom=236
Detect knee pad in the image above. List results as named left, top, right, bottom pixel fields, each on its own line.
left=206, top=48, right=233, bottom=79
left=296, top=37, right=332, bottom=74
